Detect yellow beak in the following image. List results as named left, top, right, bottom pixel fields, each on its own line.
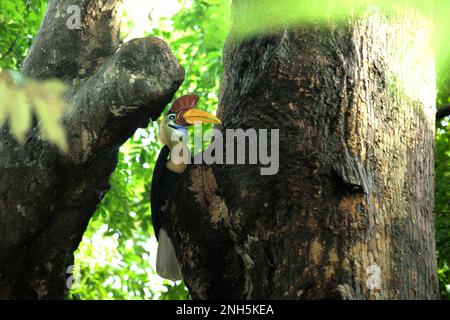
left=182, top=108, right=222, bottom=125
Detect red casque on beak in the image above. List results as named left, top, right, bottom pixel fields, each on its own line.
left=169, top=94, right=221, bottom=127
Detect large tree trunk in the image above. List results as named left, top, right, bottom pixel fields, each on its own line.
left=166, top=4, right=439, bottom=299
left=0, top=0, right=184, bottom=299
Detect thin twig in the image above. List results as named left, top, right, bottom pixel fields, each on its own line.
left=0, top=37, right=18, bottom=61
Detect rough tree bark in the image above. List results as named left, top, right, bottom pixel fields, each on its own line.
left=166, top=3, right=439, bottom=299
left=0, top=0, right=184, bottom=299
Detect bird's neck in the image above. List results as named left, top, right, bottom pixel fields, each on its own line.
left=166, top=140, right=190, bottom=174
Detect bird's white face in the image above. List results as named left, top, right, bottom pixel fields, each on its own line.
left=158, top=112, right=188, bottom=148
left=158, top=106, right=221, bottom=150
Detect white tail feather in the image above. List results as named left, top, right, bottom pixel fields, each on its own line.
left=156, top=229, right=182, bottom=281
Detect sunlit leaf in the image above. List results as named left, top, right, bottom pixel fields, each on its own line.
left=8, top=89, right=31, bottom=143
left=0, top=71, right=69, bottom=152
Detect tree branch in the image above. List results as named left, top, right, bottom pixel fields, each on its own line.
left=0, top=0, right=184, bottom=299
left=22, top=0, right=123, bottom=81
left=64, top=36, right=184, bottom=164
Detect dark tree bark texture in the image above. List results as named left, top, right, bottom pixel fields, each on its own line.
left=0, top=0, right=184, bottom=299
left=0, top=0, right=439, bottom=300
left=165, top=4, right=439, bottom=299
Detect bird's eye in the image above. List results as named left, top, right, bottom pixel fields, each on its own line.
left=168, top=115, right=176, bottom=121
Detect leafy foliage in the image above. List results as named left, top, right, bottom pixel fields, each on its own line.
left=0, top=0, right=47, bottom=70
left=436, top=63, right=450, bottom=299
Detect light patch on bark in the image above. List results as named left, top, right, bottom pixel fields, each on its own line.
left=110, top=105, right=125, bottom=117
left=324, top=247, right=339, bottom=281
left=338, top=194, right=367, bottom=228
left=309, top=237, right=323, bottom=265
left=240, top=235, right=258, bottom=299
left=183, top=240, right=209, bottom=300
left=80, top=129, right=93, bottom=162
left=346, top=97, right=368, bottom=161
left=189, top=167, right=229, bottom=225
left=189, top=280, right=209, bottom=300
left=336, top=284, right=355, bottom=300
left=46, top=262, right=53, bottom=272
left=36, top=280, right=48, bottom=299
left=182, top=245, right=196, bottom=269
left=16, top=204, right=26, bottom=216
left=68, top=128, right=98, bottom=164
left=178, top=229, right=198, bottom=269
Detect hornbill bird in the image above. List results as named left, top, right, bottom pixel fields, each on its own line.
left=151, top=94, right=221, bottom=281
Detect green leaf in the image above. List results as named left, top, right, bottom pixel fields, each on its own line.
left=9, top=89, right=31, bottom=143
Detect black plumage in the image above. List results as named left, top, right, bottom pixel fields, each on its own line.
left=150, top=145, right=182, bottom=240
left=149, top=94, right=221, bottom=280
